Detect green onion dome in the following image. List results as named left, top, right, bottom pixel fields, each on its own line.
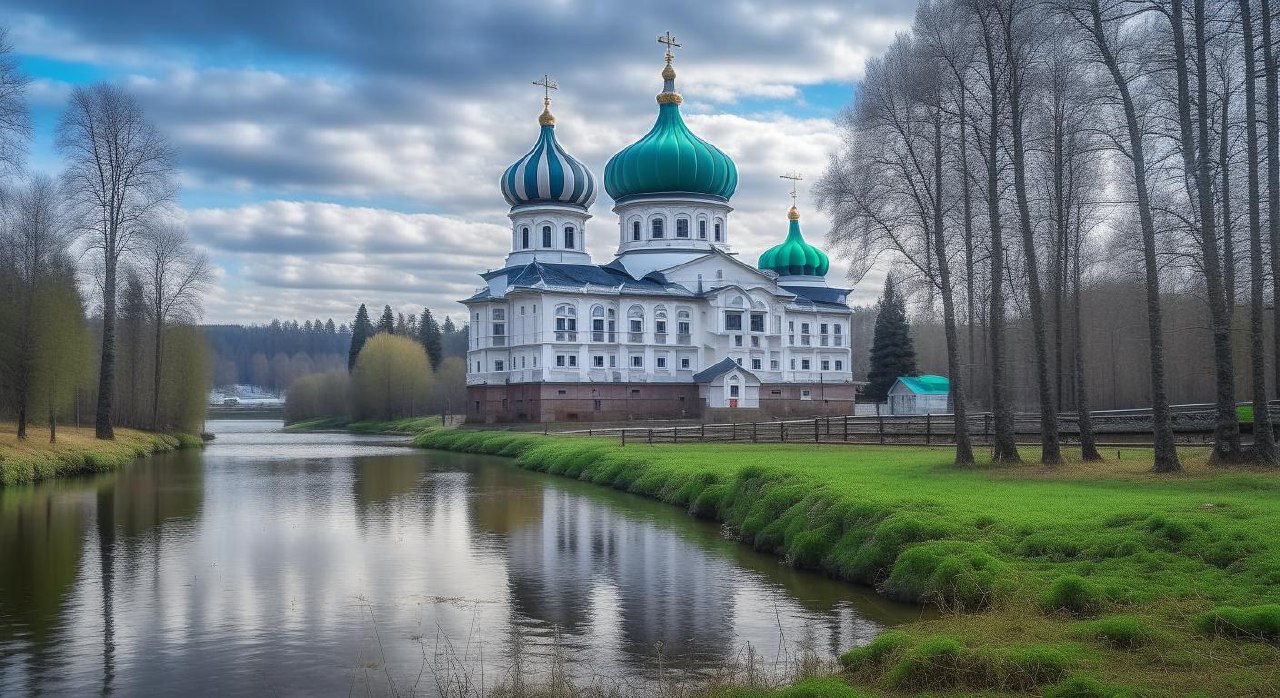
left=603, top=60, right=738, bottom=202
left=758, top=206, right=830, bottom=277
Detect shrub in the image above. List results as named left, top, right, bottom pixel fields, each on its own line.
left=886, top=635, right=967, bottom=690
left=1073, top=615, right=1158, bottom=649
left=1194, top=604, right=1280, bottom=641
left=839, top=631, right=910, bottom=671
left=884, top=541, right=1003, bottom=609
left=1041, top=574, right=1106, bottom=616
left=998, top=644, right=1078, bottom=690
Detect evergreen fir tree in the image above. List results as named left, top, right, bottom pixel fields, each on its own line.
left=348, top=304, right=372, bottom=372
left=376, top=305, right=395, bottom=335
left=418, top=307, right=443, bottom=371
left=864, top=276, right=917, bottom=402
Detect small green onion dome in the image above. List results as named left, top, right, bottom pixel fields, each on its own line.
left=758, top=206, right=830, bottom=277
left=603, top=60, right=738, bottom=202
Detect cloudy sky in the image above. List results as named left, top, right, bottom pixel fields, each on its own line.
left=5, top=0, right=911, bottom=325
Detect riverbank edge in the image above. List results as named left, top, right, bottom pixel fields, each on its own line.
left=284, top=416, right=443, bottom=435
left=0, top=429, right=203, bottom=488
left=403, top=427, right=1278, bottom=697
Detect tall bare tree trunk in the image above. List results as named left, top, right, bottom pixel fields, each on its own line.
left=1001, top=4, right=1061, bottom=463
left=1220, top=94, right=1235, bottom=325
left=1084, top=0, right=1181, bottom=471
left=1072, top=199, right=1101, bottom=460
left=960, top=82, right=979, bottom=396
left=152, top=322, right=163, bottom=432
left=934, top=113, right=975, bottom=465
left=979, top=11, right=1021, bottom=462
left=96, top=256, right=117, bottom=440
left=1263, top=0, right=1280, bottom=404
left=1172, top=0, right=1241, bottom=462
left=1241, top=0, right=1277, bottom=461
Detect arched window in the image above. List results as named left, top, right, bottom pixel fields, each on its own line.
left=728, top=374, right=741, bottom=399
left=555, top=304, right=577, bottom=341
left=627, top=304, right=645, bottom=340
left=632, top=220, right=641, bottom=241
left=542, top=225, right=553, bottom=247
left=651, top=218, right=665, bottom=239
left=521, top=226, right=530, bottom=249
left=676, top=308, right=692, bottom=339
left=591, top=305, right=606, bottom=341
left=697, top=218, right=707, bottom=239
left=714, top=219, right=723, bottom=242
left=654, top=305, right=669, bottom=341
left=564, top=226, right=575, bottom=249
left=675, top=217, right=690, bottom=238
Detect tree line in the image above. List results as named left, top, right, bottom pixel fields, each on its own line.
left=203, top=308, right=469, bottom=394
left=284, top=304, right=469, bottom=423
left=818, top=0, right=1280, bottom=471
left=0, top=29, right=211, bottom=440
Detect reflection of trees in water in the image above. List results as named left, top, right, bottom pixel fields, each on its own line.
left=351, top=454, right=430, bottom=524
left=0, top=450, right=204, bottom=693
left=503, top=488, right=735, bottom=663
left=468, top=464, right=544, bottom=538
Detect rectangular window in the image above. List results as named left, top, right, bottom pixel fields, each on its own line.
left=521, top=228, right=530, bottom=248
left=751, top=358, right=762, bottom=370
left=790, top=359, right=796, bottom=370
left=594, top=399, right=602, bottom=410
left=729, top=384, right=740, bottom=398
left=734, top=335, right=743, bottom=347
left=655, top=320, right=667, bottom=335
left=680, top=358, right=690, bottom=369
left=725, top=312, right=742, bottom=331
left=520, top=305, right=526, bottom=315
left=821, top=360, right=830, bottom=371
left=632, top=221, right=641, bottom=241
left=801, top=359, right=811, bottom=370
left=714, top=222, right=722, bottom=242
left=569, top=355, right=578, bottom=367
left=656, top=356, right=667, bottom=369
left=492, top=322, right=505, bottom=336
left=801, top=389, right=812, bottom=400
left=542, top=226, right=552, bottom=247
left=676, top=219, right=689, bottom=238
left=609, top=355, right=617, bottom=368
left=750, top=313, right=765, bottom=332
left=835, top=360, right=844, bottom=371
left=593, top=355, right=605, bottom=368
left=631, top=355, right=644, bottom=368
left=629, top=319, right=643, bottom=333
left=651, top=219, right=664, bottom=239
left=495, top=360, right=504, bottom=371
left=698, top=220, right=707, bottom=239
left=770, top=359, right=779, bottom=370
left=556, top=355, right=566, bottom=367
left=564, top=228, right=575, bottom=248
left=677, top=320, right=690, bottom=335
left=492, top=308, right=505, bottom=320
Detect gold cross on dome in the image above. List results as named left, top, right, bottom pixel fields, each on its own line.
left=658, top=32, right=681, bottom=63
left=533, top=74, right=558, bottom=102
left=780, top=171, right=803, bottom=206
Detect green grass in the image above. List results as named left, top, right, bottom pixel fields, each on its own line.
left=412, top=428, right=1280, bottom=695
left=0, top=423, right=194, bottom=487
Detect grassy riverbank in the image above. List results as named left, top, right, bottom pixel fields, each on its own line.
left=414, top=428, right=1279, bottom=697
left=0, top=423, right=200, bottom=487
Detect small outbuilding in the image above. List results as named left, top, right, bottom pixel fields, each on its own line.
left=887, top=375, right=950, bottom=415
left=694, top=358, right=761, bottom=408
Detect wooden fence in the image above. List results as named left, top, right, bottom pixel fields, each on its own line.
left=552, top=405, right=1264, bottom=447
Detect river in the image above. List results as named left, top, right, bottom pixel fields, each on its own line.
left=0, top=420, right=921, bottom=696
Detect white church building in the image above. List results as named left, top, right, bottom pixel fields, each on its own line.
left=463, top=42, right=857, bottom=423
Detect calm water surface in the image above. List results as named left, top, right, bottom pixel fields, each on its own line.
left=0, top=420, right=921, bottom=696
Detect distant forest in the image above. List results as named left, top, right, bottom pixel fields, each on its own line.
left=203, top=311, right=469, bottom=391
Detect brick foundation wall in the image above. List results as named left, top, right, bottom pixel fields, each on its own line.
left=467, top=383, right=702, bottom=423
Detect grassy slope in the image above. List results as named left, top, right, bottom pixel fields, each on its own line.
left=0, top=422, right=197, bottom=487
left=415, top=429, right=1280, bottom=696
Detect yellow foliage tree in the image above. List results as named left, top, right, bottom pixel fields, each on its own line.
left=351, top=334, right=433, bottom=420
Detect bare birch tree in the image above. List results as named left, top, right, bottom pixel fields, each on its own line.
left=57, top=83, right=175, bottom=439
left=138, top=222, right=212, bottom=431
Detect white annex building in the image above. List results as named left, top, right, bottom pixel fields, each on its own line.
left=463, top=39, right=858, bottom=423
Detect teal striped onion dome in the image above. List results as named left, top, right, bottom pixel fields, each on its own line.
left=758, top=206, right=830, bottom=277
left=603, top=60, right=738, bottom=202
left=500, top=101, right=597, bottom=209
